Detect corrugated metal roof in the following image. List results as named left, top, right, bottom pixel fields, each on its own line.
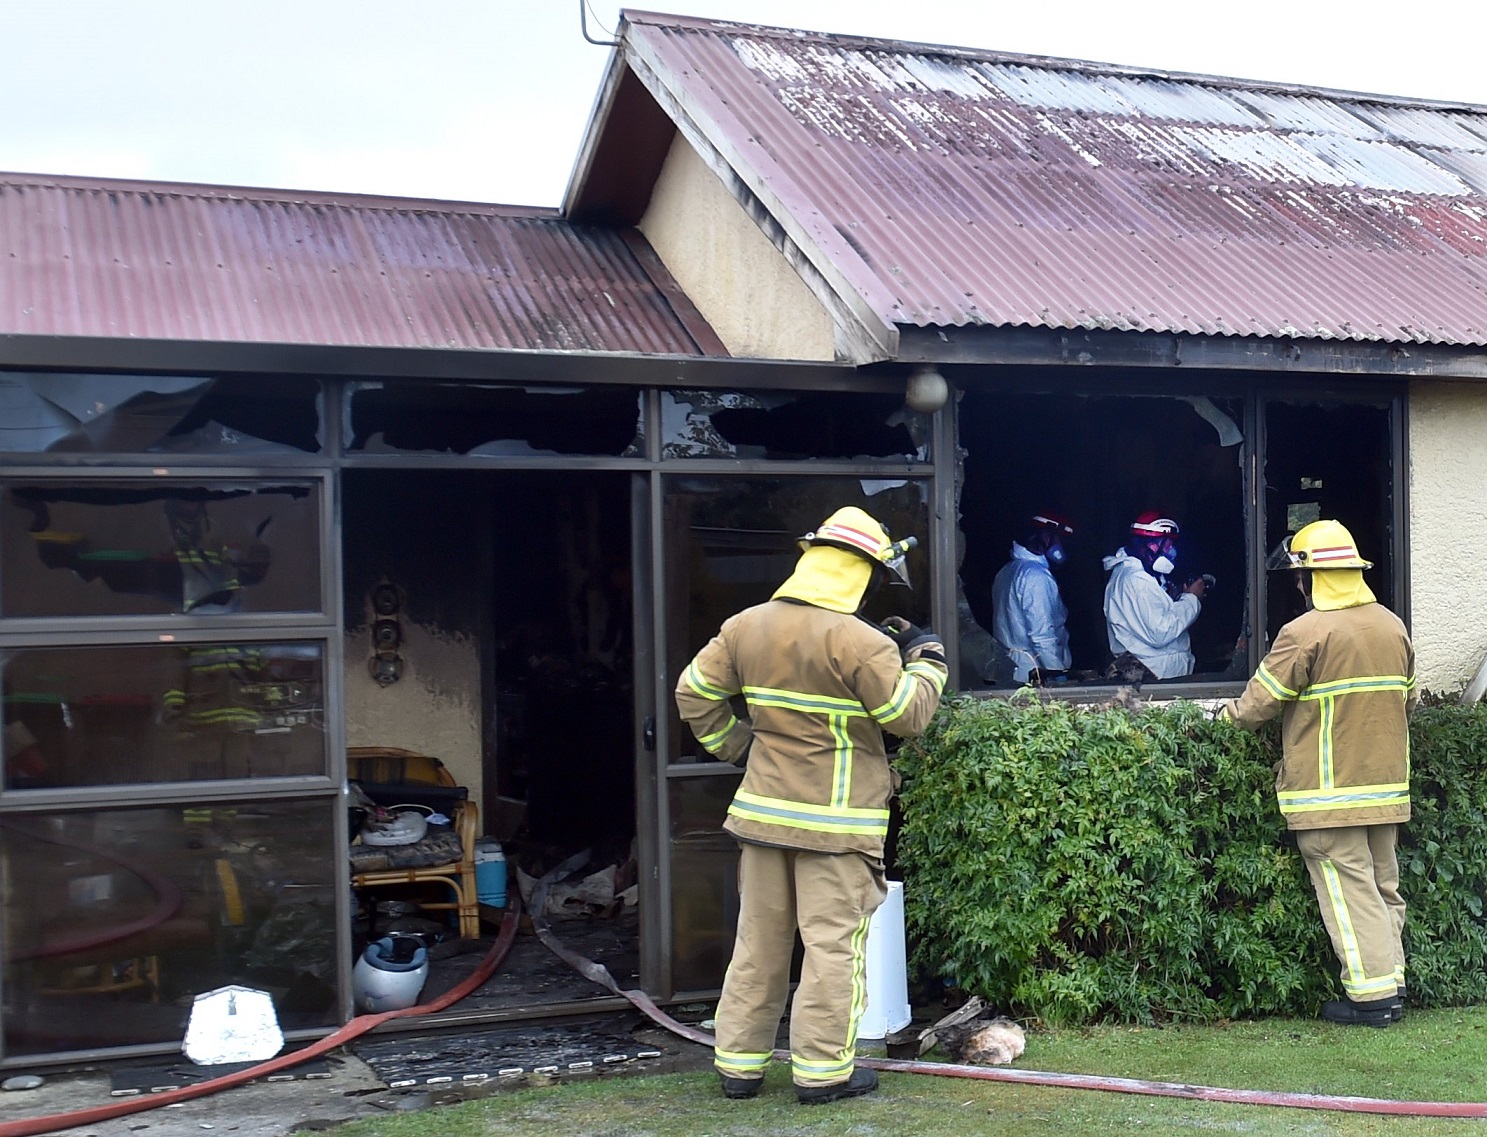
left=0, top=173, right=721, bottom=356
left=620, top=11, right=1487, bottom=347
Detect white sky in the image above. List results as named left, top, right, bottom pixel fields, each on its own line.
left=3, top=1, right=1483, bottom=208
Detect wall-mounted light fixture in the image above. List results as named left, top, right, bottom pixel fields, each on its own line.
left=905, top=365, right=950, bottom=414
left=369, top=581, right=403, bottom=687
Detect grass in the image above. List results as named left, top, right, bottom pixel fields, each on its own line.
left=336, top=1008, right=1487, bottom=1136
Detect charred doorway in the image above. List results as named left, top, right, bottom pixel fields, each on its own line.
left=342, top=469, right=638, bottom=1012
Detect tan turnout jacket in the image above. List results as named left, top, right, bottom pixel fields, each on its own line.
left=676, top=600, right=948, bottom=857
left=1225, top=601, right=1417, bottom=830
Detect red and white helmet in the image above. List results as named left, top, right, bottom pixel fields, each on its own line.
left=1030, top=512, right=1076, bottom=537
left=1130, top=511, right=1180, bottom=539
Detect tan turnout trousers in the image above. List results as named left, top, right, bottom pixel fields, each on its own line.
left=713, top=842, right=887, bottom=1088
left=1295, top=824, right=1406, bottom=1002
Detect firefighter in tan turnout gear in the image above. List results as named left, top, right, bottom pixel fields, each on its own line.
left=1221, top=519, right=1417, bottom=1028
left=676, top=507, right=947, bottom=1103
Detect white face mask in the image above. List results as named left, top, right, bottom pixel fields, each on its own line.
left=1151, top=554, right=1176, bottom=575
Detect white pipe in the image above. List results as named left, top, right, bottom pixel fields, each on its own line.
left=1460, top=653, right=1487, bottom=705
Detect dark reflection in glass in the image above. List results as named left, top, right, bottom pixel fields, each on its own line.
left=3, top=642, right=325, bottom=788
left=1, top=482, right=321, bottom=618
left=1264, top=400, right=1394, bottom=647
left=0, top=373, right=321, bottom=454
left=346, top=382, right=643, bottom=457
left=662, top=390, right=927, bottom=460
left=1, top=798, right=339, bottom=1056
left=668, top=774, right=741, bottom=993
left=664, top=476, right=932, bottom=762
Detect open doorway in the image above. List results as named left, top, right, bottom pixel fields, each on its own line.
left=342, top=469, right=637, bottom=1014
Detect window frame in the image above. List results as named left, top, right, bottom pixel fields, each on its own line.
left=945, top=371, right=1408, bottom=698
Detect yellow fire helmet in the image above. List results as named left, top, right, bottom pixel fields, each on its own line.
left=798, top=506, right=917, bottom=587
left=1279, top=519, right=1374, bottom=571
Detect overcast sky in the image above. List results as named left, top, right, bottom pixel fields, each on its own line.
left=4, top=1, right=1483, bottom=208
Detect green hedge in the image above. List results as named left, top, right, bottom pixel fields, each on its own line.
left=895, top=694, right=1487, bottom=1025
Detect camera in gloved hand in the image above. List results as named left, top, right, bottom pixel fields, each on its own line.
left=880, top=616, right=944, bottom=662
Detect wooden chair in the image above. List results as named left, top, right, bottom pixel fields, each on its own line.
left=347, top=746, right=480, bottom=939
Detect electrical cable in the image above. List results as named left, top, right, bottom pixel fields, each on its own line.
left=0, top=893, right=522, bottom=1137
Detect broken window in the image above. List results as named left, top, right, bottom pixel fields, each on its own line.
left=0, top=373, right=322, bottom=454
left=663, top=475, right=932, bottom=761
left=1, top=796, right=339, bottom=1056
left=2, top=641, right=325, bottom=789
left=1, top=481, right=321, bottom=619
left=661, top=390, right=927, bottom=460
left=345, top=381, right=643, bottom=457
left=1263, top=399, right=1394, bottom=646
left=957, top=390, right=1248, bottom=688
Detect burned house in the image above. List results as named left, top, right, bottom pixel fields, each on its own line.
left=4, top=10, right=1487, bottom=1067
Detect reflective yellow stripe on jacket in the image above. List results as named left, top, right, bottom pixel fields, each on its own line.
left=729, top=790, right=889, bottom=836
left=1279, top=673, right=1414, bottom=818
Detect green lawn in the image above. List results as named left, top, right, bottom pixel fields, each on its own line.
left=339, top=1008, right=1487, bottom=1136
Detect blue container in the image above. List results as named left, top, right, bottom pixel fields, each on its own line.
left=474, top=840, right=506, bottom=907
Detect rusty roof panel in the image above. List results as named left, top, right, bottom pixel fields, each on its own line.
left=0, top=174, right=720, bottom=356
left=621, top=12, right=1487, bottom=346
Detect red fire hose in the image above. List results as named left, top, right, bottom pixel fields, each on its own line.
left=11, top=871, right=1487, bottom=1129
left=0, top=895, right=522, bottom=1137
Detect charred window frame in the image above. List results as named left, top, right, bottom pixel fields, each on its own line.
left=0, top=372, right=324, bottom=459
left=951, top=375, right=1405, bottom=696
left=0, top=429, right=344, bottom=1062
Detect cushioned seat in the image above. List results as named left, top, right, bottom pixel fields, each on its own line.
left=348, top=747, right=480, bottom=938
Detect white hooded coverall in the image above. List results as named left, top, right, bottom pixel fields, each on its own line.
left=992, top=542, right=1070, bottom=683
left=1102, top=550, right=1200, bottom=679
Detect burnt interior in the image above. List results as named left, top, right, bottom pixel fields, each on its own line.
left=1263, top=400, right=1394, bottom=644
left=342, top=468, right=637, bottom=1010
left=959, top=388, right=1248, bottom=686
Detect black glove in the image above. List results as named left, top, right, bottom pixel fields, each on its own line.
left=881, top=617, right=942, bottom=657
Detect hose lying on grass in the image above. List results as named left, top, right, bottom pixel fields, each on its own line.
left=525, top=863, right=1487, bottom=1120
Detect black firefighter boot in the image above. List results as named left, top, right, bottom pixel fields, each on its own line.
left=1391, top=986, right=1408, bottom=1023
left=797, top=1066, right=878, bottom=1104
left=1321, top=995, right=1395, bottom=1028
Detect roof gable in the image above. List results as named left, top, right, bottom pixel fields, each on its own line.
left=605, top=10, right=1487, bottom=350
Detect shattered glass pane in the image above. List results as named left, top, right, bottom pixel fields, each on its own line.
left=0, top=373, right=321, bottom=454
left=663, top=390, right=927, bottom=460
left=664, top=475, right=931, bottom=762
left=1, top=481, right=321, bottom=618
left=346, top=382, right=643, bottom=457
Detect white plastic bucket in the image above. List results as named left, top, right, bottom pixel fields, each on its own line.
left=857, top=880, right=911, bottom=1040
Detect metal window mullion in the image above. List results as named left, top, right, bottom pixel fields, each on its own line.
left=0, top=775, right=341, bottom=813
left=0, top=463, right=331, bottom=481
left=1392, top=392, right=1410, bottom=628
left=1247, top=391, right=1266, bottom=665
left=931, top=390, right=958, bottom=683
left=648, top=466, right=674, bottom=999
left=0, top=615, right=337, bottom=643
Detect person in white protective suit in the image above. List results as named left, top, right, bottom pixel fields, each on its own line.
left=991, top=512, right=1076, bottom=686
left=1102, top=512, right=1207, bottom=680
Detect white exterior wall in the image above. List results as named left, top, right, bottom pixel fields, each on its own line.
left=638, top=134, right=835, bottom=361
left=1409, top=381, right=1487, bottom=692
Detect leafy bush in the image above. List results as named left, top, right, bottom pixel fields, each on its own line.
left=896, top=693, right=1487, bottom=1025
